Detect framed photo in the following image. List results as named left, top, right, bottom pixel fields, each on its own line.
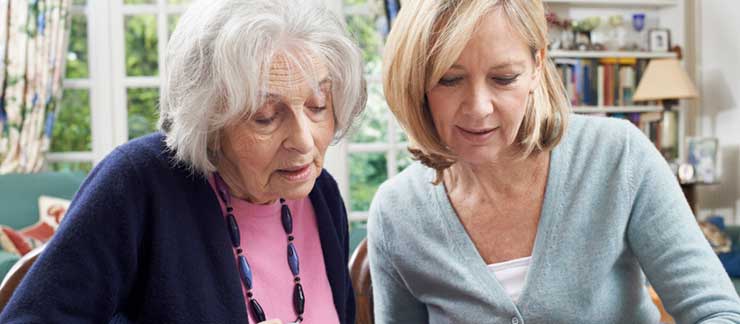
left=648, top=28, right=671, bottom=52
left=687, top=137, right=719, bottom=183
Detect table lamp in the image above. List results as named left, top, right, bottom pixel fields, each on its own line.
left=633, top=58, right=698, bottom=161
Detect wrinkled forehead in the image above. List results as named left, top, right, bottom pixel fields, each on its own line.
left=267, top=51, right=330, bottom=93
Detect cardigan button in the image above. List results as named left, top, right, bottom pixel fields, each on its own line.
left=511, top=317, right=520, bottom=324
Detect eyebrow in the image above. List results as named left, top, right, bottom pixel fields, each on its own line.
left=448, top=61, right=526, bottom=72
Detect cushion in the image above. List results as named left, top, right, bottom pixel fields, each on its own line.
left=0, top=196, right=70, bottom=257
left=21, top=196, right=70, bottom=242
left=0, top=226, right=38, bottom=256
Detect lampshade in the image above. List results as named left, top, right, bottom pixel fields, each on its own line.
left=633, top=58, right=699, bottom=101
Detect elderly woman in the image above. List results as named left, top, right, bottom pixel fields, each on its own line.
left=369, top=0, right=740, bottom=323
left=0, top=0, right=364, bottom=323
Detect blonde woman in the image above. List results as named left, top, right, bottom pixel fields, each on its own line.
left=368, top=0, right=740, bottom=322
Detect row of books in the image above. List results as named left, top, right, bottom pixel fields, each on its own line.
left=555, top=58, right=650, bottom=107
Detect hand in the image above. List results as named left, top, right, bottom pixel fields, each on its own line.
left=258, top=320, right=283, bottom=324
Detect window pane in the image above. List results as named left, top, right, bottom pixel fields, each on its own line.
left=345, top=12, right=383, bottom=75
left=72, top=0, right=86, bottom=7
left=47, top=162, right=93, bottom=173
left=66, top=14, right=88, bottom=79
left=168, top=0, right=192, bottom=4
left=125, top=15, right=159, bottom=77
left=168, top=14, right=180, bottom=39
left=127, top=88, right=159, bottom=140
left=52, top=89, right=91, bottom=152
left=349, top=152, right=387, bottom=211
left=348, top=219, right=367, bottom=252
left=351, top=82, right=387, bottom=143
left=124, top=0, right=155, bottom=4
left=396, top=148, right=412, bottom=173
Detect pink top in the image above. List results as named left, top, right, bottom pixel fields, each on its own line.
left=209, top=177, right=340, bottom=324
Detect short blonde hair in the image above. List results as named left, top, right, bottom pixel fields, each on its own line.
left=383, top=0, right=569, bottom=181
left=160, top=0, right=366, bottom=175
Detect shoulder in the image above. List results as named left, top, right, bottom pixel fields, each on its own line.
left=79, top=132, right=203, bottom=208
left=372, top=162, right=435, bottom=213
left=368, top=162, right=438, bottom=239
left=564, top=114, right=644, bottom=152
left=558, top=114, right=653, bottom=169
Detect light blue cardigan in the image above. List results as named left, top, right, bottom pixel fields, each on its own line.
left=368, top=115, right=740, bottom=323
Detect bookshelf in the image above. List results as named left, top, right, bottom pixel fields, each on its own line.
left=550, top=50, right=677, bottom=59
left=572, top=105, right=662, bottom=114
left=543, top=0, right=677, bottom=8
left=546, top=0, right=685, bottom=163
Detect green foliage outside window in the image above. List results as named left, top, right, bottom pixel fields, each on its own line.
left=350, top=153, right=387, bottom=211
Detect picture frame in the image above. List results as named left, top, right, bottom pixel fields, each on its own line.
left=648, top=28, right=671, bottom=52
left=687, top=137, right=719, bottom=183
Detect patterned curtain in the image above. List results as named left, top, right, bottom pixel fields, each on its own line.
left=0, top=0, right=72, bottom=174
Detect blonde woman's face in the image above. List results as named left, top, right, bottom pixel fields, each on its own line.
left=426, top=7, right=541, bottom=165
left=219, top=53, right=335, bottom=204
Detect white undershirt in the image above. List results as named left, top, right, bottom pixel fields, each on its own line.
left=487, top=256, right=532, bottom=303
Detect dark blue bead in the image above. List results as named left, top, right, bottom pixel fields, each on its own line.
left=281, top=205, right=293, bottom=234
left=293, top=283, right=305, bottom=315
left=226, top=214, right=240, bottom=247
left=250, top=298, right=266, bottom=322
left=238, top=256, right=253, bottom=289
left=287, top=243, right=300, bottom=276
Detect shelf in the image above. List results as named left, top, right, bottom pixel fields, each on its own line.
left=572, top=105, right=663, bottom=113
left=543, top=0, right=677, bottom=8
left=549, top=50, right=678, bottom=59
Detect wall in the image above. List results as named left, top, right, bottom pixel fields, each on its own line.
left=694, top=0, right=740, bottom=222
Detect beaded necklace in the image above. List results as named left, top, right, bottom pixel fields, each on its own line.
left=214, top=173, right=305, bottom=324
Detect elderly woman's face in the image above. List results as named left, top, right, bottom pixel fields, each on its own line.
left=426, top=7, right=541, bottom=165
left=220, top=54, right=334, bottom=203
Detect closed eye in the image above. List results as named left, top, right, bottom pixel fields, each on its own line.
left=438, top=76, right=463, bottom=87
left=254, top=116, right=276, bottom=125
left=308, top=106, right=327, bottom=113
left=492, top=75, right=519, bottom=85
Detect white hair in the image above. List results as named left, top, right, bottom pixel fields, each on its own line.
left=160, top=0, right=366, bottom=175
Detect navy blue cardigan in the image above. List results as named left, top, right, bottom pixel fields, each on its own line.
left=0, top=133, right=355, bottom=324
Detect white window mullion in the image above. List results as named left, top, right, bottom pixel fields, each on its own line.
left=88, top=0, right=117, bottom=164
left=111, top=1, right=129, bottom=146
left=47, top=152, right=96, bottom=162
left=62, top=78, right=91, bottom=89
left=120, top=5, right=158, bottom=16
left=157, top=0, right=167, bottom=95
left=123, top=76, right=160, bottom=88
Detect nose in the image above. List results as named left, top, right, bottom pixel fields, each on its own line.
left=463, top=82, right=494, bottom=118
left=283, top=110, right=314, bottom=154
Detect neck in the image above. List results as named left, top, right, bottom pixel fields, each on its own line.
left=445, top=150, right=550, bottom=199
left=215, top=161, right=276, bottom=205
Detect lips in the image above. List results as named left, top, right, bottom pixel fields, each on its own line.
left=277, top=163, right=313, bottom=182
left=456, top=126, right=499, bottom=144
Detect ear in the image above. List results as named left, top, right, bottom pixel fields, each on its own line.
left=530, top=48, right=545, bottom=93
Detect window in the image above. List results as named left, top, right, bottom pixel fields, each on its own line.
left=48, top=0, right=192, bottom=171
left=341, top=0, right=411, bottom=225
left=48, top=0, right=93, bottom=173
